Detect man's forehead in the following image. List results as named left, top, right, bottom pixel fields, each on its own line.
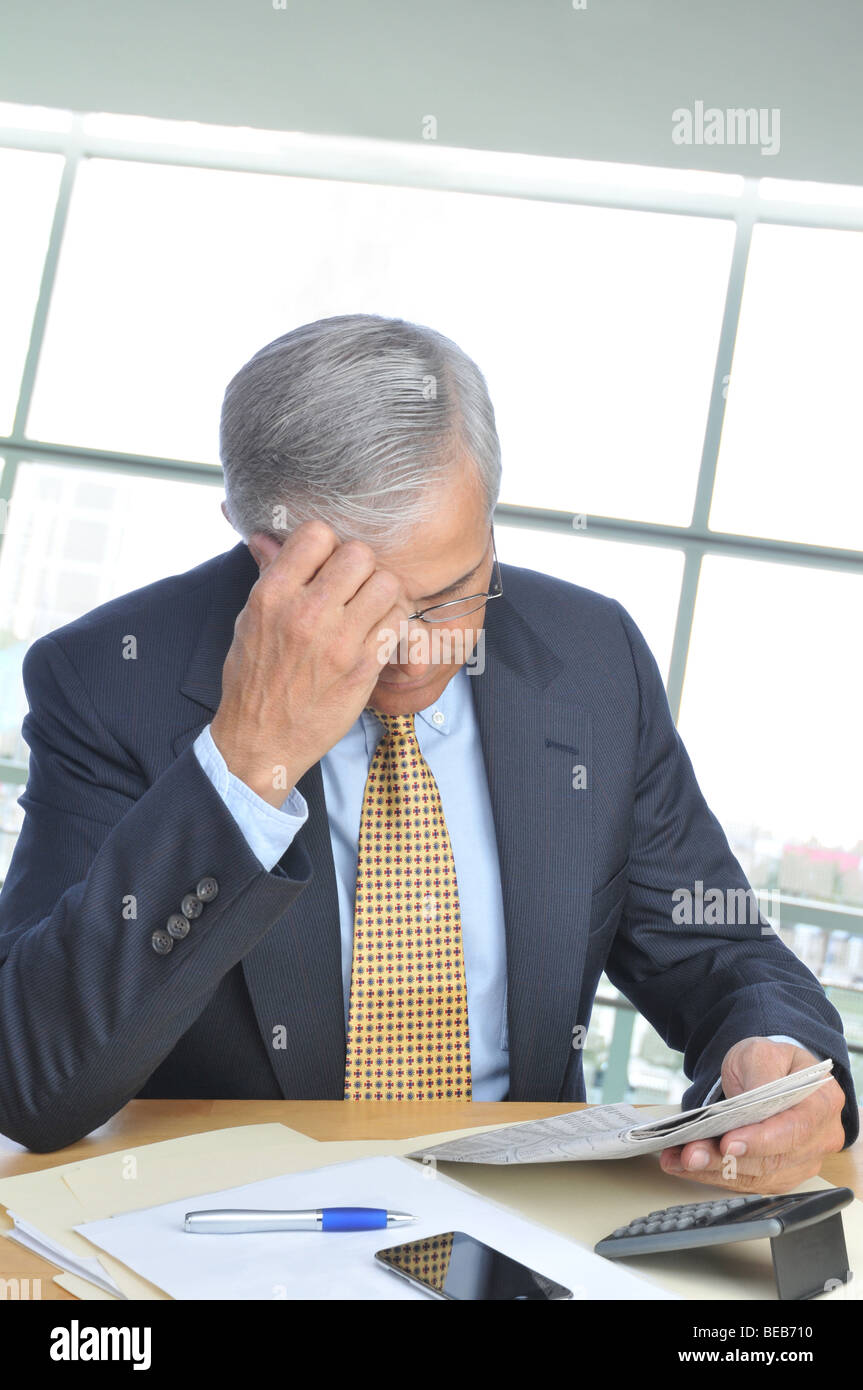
left=374, top=535, right=488, bottom=602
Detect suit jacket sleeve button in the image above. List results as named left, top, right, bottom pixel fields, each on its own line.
left=166, top=913, right=191, bottom=940
left=181, top=893, right=203, bottom=919
left=151, top=929, right=174, bottom=954
left=196, top=876, right=219, bottom=902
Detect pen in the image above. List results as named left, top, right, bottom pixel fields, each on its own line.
left=183, top=1206, right=416, bottom=1233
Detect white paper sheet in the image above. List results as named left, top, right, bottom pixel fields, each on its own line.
left=4, top=1213, right=126, bottom=1297
left=74, top=1154, right=677, bottom=1300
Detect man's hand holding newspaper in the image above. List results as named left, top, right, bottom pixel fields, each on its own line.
left=658, top=1038, right=847, bottom=1193
left=409, top=1043, right=848, bottom=1194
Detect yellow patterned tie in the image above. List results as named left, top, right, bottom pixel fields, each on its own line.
left=343, top=710, right=472, bottom=1101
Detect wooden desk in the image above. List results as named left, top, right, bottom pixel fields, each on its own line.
left=2, top=1100, right=862, bottom=1299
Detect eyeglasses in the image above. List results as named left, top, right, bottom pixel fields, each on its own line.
left=408, top=532, right=503, bottom=624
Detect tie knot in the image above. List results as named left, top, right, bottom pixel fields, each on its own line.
left=369, top=709, right=417, bottom=741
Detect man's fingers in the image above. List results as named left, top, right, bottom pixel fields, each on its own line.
left=717, top=1083, right=842, bottom=1160
left=657, top=1158, right=814, bottom=1194
left=658, top=1090, right=843, bottom=1187
left=247, top=531, right=283, bottom=569
left=305, top=538, right=379, bottom=607
left=666, top=1146, right=822, bottom=1179
left=354, top=575, right=410, bottom=640
left=659, top=1139, right=819, bottom=1192
left=661, top=1101, right=822, bottom=1172
left=361, top=600, right=413, bottom=667
left=661, top=1139, right=722, bottom=1172
left=718, top=1110, right=804, bottom=1161
left=258, top=519, right=342, bottom=589
left=657, top=1049, right=845, bottom=1194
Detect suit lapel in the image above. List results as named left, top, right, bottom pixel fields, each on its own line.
left=472, top=597, right=594, bottom=1101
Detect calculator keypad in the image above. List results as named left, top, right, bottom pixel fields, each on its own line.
left=608, top=1194, right=765, bottom=1240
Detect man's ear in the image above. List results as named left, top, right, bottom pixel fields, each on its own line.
left=220, top=498, right=232, bottom=526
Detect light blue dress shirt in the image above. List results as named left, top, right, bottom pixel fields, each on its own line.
left=192, top=665, right=816, bottom=1106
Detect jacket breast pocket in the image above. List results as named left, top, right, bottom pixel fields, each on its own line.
left=589, top=857, right=630, bottom=938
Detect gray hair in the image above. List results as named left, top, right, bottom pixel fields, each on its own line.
left=219, top=314, right=501, bottom=546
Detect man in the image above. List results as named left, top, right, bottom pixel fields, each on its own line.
left=0, top=314, right=856, bottom=1191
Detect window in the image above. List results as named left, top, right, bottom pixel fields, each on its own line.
left=0, top=148, right=64, bottom=432
left=710, top=222, right=863, bottom=550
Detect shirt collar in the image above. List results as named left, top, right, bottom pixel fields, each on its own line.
left=415, top=664, right=468, bottom=736
left=361, top=664, right=469, bottom=744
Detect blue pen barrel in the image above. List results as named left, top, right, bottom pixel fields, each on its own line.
left=321, top=1207, right=386, bottom=1231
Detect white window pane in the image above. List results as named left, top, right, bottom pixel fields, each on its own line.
left=710, top=223, right=863, bottom=550
left=0, top=462, right=232, bottom=640
left=0, top=463, right=235, bottom=763
left=0, top=103, right=72, bottom=133
left=677, top=556, right=863, bottom=906
left=0, top=148, right=64, bottom=432
left=495, top=525, right=683, bottom=684
left=28, top=159, right=733, bottom=528
left=760, top=178, right=863, bottom=209
left=490, top=210, right=734, bottom=526
left=81, top=112, right=290, bottom=153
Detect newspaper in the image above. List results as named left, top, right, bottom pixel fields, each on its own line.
left=407, top=1059, right=835, bottom=1165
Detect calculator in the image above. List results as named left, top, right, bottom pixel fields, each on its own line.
left=595, top=1188, right=855, bottom=1259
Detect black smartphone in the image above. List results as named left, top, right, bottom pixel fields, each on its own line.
left=374, top=1230, right=574, bottom=1300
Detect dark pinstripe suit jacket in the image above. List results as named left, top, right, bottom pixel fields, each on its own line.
left=0, top=541, right=857, bottom=1151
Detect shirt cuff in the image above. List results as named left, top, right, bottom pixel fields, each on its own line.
left=193, top=724, right=308, bottom=872
left=703, top=1035, right=823, bottom=1105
